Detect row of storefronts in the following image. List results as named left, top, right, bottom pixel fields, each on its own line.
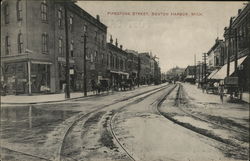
left=182, top=3, right=250, bottom=96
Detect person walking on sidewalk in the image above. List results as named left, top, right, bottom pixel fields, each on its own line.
left=218, top=85, right=224, bottom=103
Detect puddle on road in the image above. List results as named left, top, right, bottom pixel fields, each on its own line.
left=0, top=105, right=79, bottom=145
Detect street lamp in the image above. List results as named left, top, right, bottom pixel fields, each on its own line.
left=82, top=25, right=87, bottom=96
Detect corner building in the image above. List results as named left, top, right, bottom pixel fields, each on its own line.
left=1, top=0, right=107, bottom=94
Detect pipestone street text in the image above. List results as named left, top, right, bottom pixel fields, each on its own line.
left=107, top=12, right=203, bottom=16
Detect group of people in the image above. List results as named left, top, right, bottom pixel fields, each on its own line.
left=90, top=78, right=136, bottom=95
left=201, top=82, right=225, bottom=103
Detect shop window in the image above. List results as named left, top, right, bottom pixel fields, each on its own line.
left=42, top=33, right=48, bottom=53
left=58, top=8, right=62, bottom=27
left=41, top=0, right=48, bottom=22
left=5, top=35, right=10, bottom=55
left=69, top=16, right=73, bottom=32
left=18, top=33, right=23, bottom=54
left=4, top=3, right=9, bottom=24
left=16, top=0, right=22, bottom=21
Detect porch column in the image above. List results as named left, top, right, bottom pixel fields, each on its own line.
left=28, top=60, right=31, bottom=95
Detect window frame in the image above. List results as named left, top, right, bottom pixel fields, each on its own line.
left=70, top=40, right=74, bottom=57
left=58, top=8, right=63, bottom=28
left=5, top=35, right=10, bottom=55
left=58, top=37, right=63, bottom=56
left=42, top=33, right=49, bottom=53
left=69, top=16, right=73, bottom=32
left=4, top=3, right=9, bottom=24
left=41, top=1, right=48, bottom=22
left=16, top=0, right=22, bottom=21
left=18, top=33, right=23, bottom=54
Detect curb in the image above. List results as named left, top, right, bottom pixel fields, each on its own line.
left=0, top=92, right=112, bottom=105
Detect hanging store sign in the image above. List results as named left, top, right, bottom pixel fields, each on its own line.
left=224, top=77, right=238, bottom=85
left=70, top=69, right=74, bottom=75
left=58, top=57, right=75, bottom=64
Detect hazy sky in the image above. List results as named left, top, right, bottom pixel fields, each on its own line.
left=77, top=1, right=245, bottom=72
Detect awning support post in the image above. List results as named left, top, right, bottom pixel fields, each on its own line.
left=28, top=60, right=32, bottom=95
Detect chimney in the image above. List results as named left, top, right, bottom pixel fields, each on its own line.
left=115, top=38, right=118, bottom=47
left=120, top=45, right=123, bottom=50
left=238, top=9, right=242, bottom=14
left=96, top=15, right=100, bottom=21
left=110, top=35, right=113, bottom=44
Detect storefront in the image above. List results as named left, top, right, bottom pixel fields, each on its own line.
left=3, top=61, right=51, bottom=95
left=4, top=61, right=28, bottom=94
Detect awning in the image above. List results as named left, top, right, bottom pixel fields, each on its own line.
left=211, top=56, right=247, bottom=80
left=207, top=69, right=219, bottom=79
left=31, top=60, right=52, bottom=65
left=185, top=75, right=194, bottom=79
left=110, top=70, right=129, bottom=76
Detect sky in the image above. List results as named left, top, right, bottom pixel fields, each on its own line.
left=76, top=1, right=246, bottom=72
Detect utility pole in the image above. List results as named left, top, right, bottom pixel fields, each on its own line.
left=234, top=28, right=238, bottom=73
left=137, top=57, right=141, bottom=87
left=203, top=53, right=207, bottom=83
left=83, top=26, right=87, bottom=97
left=64, top=3, right=70, bottom=98
left=198, top=61, right=201, bottom=87
left=201, top=62, right=203, bottom=83
left=227, top=17, right=233, bottom=77
left=194, top=54, right=196, bottom=82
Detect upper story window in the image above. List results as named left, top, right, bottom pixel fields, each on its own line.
left=4, top=3, right=9, bottom=24
left=58, top=37, right=63, bottom=56
left=95, top=31, right=98, bottom=41
left=18, top=33, right=23, bottom=54
left=58, top=8, right=62, bottom=27
left=41, top=0, right=48, bottom=22
left=83, top=25, right=87, bottom=33
left=107, top=53, right=110, bottom=66
left=101, top=53, right=104, bottom=64
left=42, top=33, right=49, bottom=53
left=94, top=51, right=98, bottom=62
left=102, top=35, right=105, bottom=47
left=16, top=0, right=22, bottom=21
left=69, top=16, right=73, bottom=31
left=5, top=35, right=10, bottom=55
left=90, top=53, right=94, bottom=63
left=70, top=40, right=74, bottom=57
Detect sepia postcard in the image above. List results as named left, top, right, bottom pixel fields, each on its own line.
left=0, top=0, right=249, bottom=161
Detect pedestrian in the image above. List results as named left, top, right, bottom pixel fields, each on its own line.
left=219, top=85, right=224, bottom=103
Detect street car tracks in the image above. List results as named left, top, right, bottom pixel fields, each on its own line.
left=156, top=83, right=249, bottom=150
left=1, top=85, right=168, bottom=161
left=175, top=84, right=248, bottom=136
left=58, top=84, right=171, bottom=161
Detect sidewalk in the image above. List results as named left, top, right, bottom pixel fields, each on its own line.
left=1, top=92, right=91, bottom=104
left=183, top=83, right=249, bottom=104
left=242, top=92, right=250, bottom=103
left=0, top=85, right=149, bottom=104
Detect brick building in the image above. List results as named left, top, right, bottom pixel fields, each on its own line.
left=138, top=52, right=151, bottom=85
left=1, top=0, right=107, bottom=94
left=210, top=3, right=250, bottom=92
left=106, top=37, right=129, bottom=88
left=125, top=49, right=139, bottom=82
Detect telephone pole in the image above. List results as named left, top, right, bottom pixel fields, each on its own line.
left=203, top=53, right=207, bottom=83
left=83, top=27, right=87, bottom=97
left=64, top=3, right=70, bottom=98
left=194, top=54, right=196, bottom=81
left=227, top=17, right=233, bottom=77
